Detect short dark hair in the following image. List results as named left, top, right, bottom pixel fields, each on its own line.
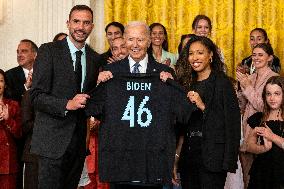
left=69, top=5, right=93, bottom=21
left=250, top=28, right=269, bottom=44
left=53, top=32, right=68, bottom=42
left=253, top=43, right=274, bottom=56
left=20, top=39, right=38, bottom=52
left=192, top=15, right=212, bottom=31
left=105, top=22, right=124, bottom=34
left=251, top=28, right=268, bottom=41
left=177, top=34, right=198, bottom=54
left=0, top=69, right=11, bottom=98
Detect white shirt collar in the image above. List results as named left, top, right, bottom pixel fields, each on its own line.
left=66, top=36, right=86, bottom=56
left=128, top=54, right=148, bottom=73
left=22, top=67, right=32, bottom=79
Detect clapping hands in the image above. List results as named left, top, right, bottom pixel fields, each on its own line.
left=0, top=103, right=9, bottom=121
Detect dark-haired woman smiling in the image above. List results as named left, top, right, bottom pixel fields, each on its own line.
left=237, top=43, right=279, bottom=188
left=239, top=28, right=281, bottom=74
left=174, top=36, right=240, bottom=189
left=148, top=23, right=177, bottom=69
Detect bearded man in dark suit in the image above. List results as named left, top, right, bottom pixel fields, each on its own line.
left=30, top=5, right=102, bottom=189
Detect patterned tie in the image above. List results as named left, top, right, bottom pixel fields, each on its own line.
left=132, top=62, right=140, bottom=73
left=75, top=50, right=83, bottom=92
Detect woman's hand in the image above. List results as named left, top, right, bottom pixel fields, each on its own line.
left=236, top=70, right=251, bottom=89
left=0, top=104, right=9, bottom=121
left=172, top=167, right=180, bottom=186
left=88, top=116, right=100, bottom=132
left=187, top=91, right=205, bottom=111
left=255, top=124, right=274, bottom=141
left=162, top=58, right=171, bottom=66
left=171, top=155, right=180, bottom=186
left=160, top=71, right=173, bottom=82
left=262, top=136, right=272, bottom=152
left=255, top=124, right=273, bottom=152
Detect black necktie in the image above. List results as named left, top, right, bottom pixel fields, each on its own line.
left=75, top=50, right=83, bottom=92
left=132, top=62, right=140, bottom=73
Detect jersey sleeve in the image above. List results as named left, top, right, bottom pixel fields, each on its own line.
left=168, top=79, right=197, bottom=124
left=85, top=82, right=106, bottom=118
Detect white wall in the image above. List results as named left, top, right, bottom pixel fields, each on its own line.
left=0, top=0, right=105, bottom=71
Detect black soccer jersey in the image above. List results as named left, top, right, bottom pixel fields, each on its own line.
left=86, top=73, right=195, bottom=184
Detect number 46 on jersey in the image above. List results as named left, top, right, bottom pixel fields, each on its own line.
left=121, top=96, right=153, bottom=128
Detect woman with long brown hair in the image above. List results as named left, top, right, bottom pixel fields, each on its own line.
left=237, top=43, right=279, bottom=188
left=246, top=76, right=284, bottom=189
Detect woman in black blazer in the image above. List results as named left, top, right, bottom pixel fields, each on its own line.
left=173, top=36, right=241, bottom=189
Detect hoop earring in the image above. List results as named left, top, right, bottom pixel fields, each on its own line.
left=209, top=57, right=213, bottom=63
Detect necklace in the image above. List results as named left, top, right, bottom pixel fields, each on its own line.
left=276, top=109, right=284, bottom=137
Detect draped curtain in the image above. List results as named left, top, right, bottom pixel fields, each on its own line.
left=104, top=0, right=284, bottom=76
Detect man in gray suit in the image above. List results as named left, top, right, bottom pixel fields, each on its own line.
left=30, top=5, right=101, bottom=189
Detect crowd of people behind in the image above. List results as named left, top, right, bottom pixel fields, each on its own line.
left=0, top=4, right=284, bottom=189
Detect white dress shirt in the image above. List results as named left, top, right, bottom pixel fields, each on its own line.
left=128, top=54, right=148, bottom=73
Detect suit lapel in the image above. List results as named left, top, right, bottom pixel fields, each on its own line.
left=60, top=39, right=73, bottom=71
left=17, top=67, right=26, bottom=91
left=121, top=57, right=131, bottom=72
left=146, top=61, right=155, bottom=73
left=60, top=39, right=77, bottom=89
left=83, top=45, right=92, bottom=92
left=18, top=66, right=26, bottom=83
left=146, top=56, right=159, bottom=73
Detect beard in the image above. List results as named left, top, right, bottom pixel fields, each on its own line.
left=70, top=30, right=89, bottom=43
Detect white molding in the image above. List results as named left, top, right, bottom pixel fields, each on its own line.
left=0, top=0, right=3, bottom=23
left=90, top=0, right=105, bottom=53
left=0, top=0, right=102, bottom=71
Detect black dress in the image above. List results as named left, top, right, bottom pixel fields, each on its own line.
left=247, top=112, right=284, bottom=189
left=179, top=76, right=212, bottom=188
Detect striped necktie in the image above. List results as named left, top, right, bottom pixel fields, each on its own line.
left=132, top=62, right=140, bottom=73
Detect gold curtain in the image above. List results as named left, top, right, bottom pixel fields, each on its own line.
left=105, top=0, right=284, bottom=76
left=234, top=0, right=284, bottom=76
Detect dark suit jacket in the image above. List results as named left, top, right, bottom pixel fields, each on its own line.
left=200, top=71, right=241, bottom=172
left=5, top=66, right=26, bottom=102
left=30, top=38, right=102, bottom=159
left=21, top=90, right=38, bottom=162
left=103, top=55, right=175, bottom=76
left=100, top=48, right=112, bottom=66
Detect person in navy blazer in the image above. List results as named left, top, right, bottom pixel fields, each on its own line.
left=30, top=5, right=102, bottom=189
left=5, top=39, right=38, bottom=103
left=96, top=21, right=174, bottom=189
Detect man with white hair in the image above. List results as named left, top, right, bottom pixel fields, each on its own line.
left=95, top=21, right=175, bottom=189
left=97, top=21, right=173, bottom=82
